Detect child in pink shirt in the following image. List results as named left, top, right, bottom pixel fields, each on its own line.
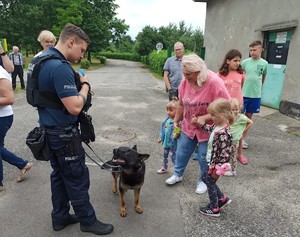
left=218, top=49, right=245, bottom=105
left=218, top=49, right=250, bottom=165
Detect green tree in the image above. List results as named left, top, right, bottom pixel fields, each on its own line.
left=0, top=0, right=54, bottom=54
left=76, top=0, right=128, bottom=61
left=134, top=21, right=204, bottom=56
left=0, top=0, right=128, bottom=58
left=134, top=25, right=163, bottom=56
left=192, top=28, right=204, bottom=54
left=109, top=35, right=134, bottom=52
left=158, top=23, right=179, bottom=50
left=52, top=0, right=83, bottom=35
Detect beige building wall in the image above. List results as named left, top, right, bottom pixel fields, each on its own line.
left=194, top=0, right=300, bottom=117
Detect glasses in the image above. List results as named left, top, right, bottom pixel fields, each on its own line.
left=175, top=48, right=183, bottom=52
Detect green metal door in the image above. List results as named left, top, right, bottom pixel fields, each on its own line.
left=261, top=31, right=291, bottom=109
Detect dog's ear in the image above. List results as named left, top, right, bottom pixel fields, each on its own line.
left=132, top=145, right=137, bottom=151
left=113, top=148, right=117, bottom=155
left=139, top=153, right=150, bottom=162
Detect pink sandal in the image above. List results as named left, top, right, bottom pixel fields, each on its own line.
left=238, top=155, right=248, bottom=165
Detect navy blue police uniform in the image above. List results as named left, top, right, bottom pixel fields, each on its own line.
left=38, top=47, right=97, bottom=226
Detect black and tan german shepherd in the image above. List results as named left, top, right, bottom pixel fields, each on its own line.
left=104, top=145, right=150, bottom=217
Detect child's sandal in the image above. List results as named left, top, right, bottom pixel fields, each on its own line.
left=237, top=155, right=248, bottom=165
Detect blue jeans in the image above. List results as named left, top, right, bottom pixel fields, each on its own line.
left=0, top=115, right=28, bottom=186
left=174, top=132, right=208, bottom=180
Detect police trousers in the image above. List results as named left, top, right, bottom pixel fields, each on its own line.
left=46, top=126, right=97, bottom=226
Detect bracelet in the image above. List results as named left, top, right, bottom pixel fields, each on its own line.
left=78, top=93, right=87, bottom=104
left=81, top=81, right=91, bottom=91
left=0, top=52, right=6, bottom=56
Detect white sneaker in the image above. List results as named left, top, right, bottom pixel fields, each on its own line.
left=195, top=181, right=207, bottom=194
left=165, top=175, right=183, bottom=185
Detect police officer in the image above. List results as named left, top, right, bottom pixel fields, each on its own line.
left=36, top=24, right=114, bottom=235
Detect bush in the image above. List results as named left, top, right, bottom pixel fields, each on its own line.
left=148, top=50, right=168, bottom=76
left=141, top=55, right=149, bottom=65
left=98, top=52, right=141, bottom=62
left=80, top=59, right=91, bottom=69
left=99, top=56, right=106, bottom=64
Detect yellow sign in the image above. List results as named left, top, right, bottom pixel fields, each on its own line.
left=0, top=38, right=8, bottom=51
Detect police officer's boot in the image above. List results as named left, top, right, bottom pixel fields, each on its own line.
left=53, top=214, right=79, bottom=231
left=80, top=219, right=114, bottom=235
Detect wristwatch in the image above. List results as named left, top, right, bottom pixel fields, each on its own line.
left=0, top=52, right=6, bottom=56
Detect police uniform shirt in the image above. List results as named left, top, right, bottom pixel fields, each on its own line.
left=37, top=48, right=79, bottom=127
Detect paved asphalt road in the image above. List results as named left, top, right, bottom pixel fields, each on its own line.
left=0, top=59, right=300, bottom=237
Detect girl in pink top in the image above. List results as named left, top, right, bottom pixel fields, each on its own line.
left=165, top=54, right=231, bottom=195
left=218, top=49, right=245, bottom=105
left=218, top=49, right=249, bottom=166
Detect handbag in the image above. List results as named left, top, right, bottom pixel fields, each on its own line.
left=26, top=127, right=50, bottom=161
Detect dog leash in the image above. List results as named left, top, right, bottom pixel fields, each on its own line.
left=83, top=142, right=122, bottom=172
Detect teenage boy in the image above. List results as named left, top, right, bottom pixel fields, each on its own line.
left=241, top=40, right=268, bottom=153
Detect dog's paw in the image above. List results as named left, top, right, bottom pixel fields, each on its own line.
left=112, top=184, right=117, bottom=193
left=135, top=205, right=143, bottom=214
left=120, top=207, right=127, bottom=217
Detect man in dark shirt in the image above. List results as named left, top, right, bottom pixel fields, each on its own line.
left=36, top=23, right=114, bottom=235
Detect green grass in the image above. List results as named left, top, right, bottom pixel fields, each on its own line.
left=288, top=131, right=300, bottom=137
left=13, top=85, right=24, bottom=93
left=151, top=71, right=163, bottom=80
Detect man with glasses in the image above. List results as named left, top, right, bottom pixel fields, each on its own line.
left=163, top=42, right=185, bottom=101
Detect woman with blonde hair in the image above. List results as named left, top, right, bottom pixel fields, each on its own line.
left=35, top=30, right=56, bottom=57
left=165, top=54, right=231, bottom=195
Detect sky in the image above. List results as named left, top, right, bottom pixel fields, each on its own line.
left=114, top=0, right=207, bottom=39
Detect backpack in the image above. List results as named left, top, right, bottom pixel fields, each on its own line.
left=26, top=54, right=66, bottom=110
